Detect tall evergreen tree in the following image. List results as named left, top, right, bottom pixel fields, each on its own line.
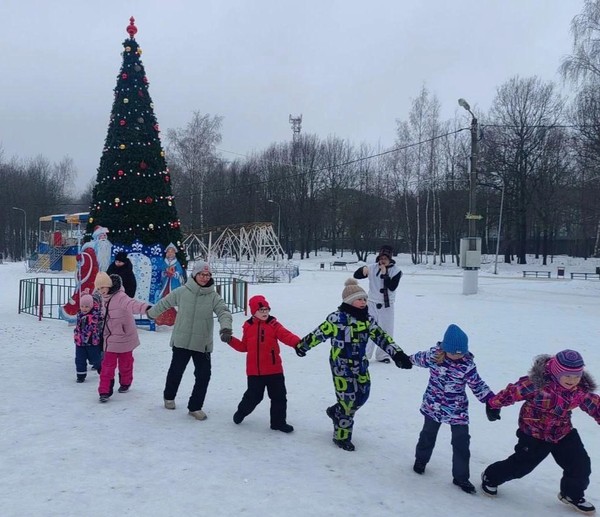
left=86, top=17, right=185, bottom=266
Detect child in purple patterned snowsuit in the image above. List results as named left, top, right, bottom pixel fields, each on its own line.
left=481, top=349, right=600, bottom=515
left=74, top=293, right=103, bottom=383
left=410, top=324, right=494, bottom=494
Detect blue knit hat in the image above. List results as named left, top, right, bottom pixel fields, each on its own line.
left=441, top=324, right=468, bottom=354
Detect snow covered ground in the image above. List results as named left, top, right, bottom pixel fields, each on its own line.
left=1, top=253, right=599, bottom=517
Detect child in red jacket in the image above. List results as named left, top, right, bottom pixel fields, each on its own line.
left=228, top=295, right=300, bottom=433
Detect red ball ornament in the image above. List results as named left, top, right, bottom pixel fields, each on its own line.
left=122, top=73, right=128, bottom=80
left=119, top=119, right=126, bottom=126
left=142, top=77, right=149, bottom=84
left=139, top=161, right=148, bottom=170
left=164, top=175, right=170, bottom=183
left=153, top=124, right=160, bottom=131
left=138, top=90, right=144, bottom=98
left=145, top=196, right=153, bottom=204
left=117, top=170, right=124, bottom=176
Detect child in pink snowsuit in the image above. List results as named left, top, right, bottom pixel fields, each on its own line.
left=94, top=272, right=151, bottom=403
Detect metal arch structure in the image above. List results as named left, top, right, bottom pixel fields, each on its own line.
left=182, top=223, right=298, bottom=283
left=181, top=233, right=209, bottom=262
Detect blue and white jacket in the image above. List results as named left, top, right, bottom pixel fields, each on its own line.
left=411, top=345, right=494, bottom=425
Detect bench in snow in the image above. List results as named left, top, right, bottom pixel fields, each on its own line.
left=570, top=272, right=600, bottom=280
left=522, top=271, right=551, bottom=278
left=330, top=261, right=348, bottom=270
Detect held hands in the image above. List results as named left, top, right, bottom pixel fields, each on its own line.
left=295, top=344, right=307, bottom=357
left=486, top=401, right=501, bottom=421
left=393, top=350, right=413, bottom=369
left=219, top=328, right=232, bottom=343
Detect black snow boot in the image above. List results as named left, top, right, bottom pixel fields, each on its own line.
left=333, top=438, right=355, bottom=451
left=271, top=423, right=294, bottom=433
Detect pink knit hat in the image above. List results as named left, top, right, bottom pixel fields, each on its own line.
left=80, top=294, right=94, bottom=308
left=548, top=349, right=584, bottom=381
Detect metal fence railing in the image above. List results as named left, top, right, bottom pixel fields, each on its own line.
left=18, top=276, right=249, bottom=322
left=18, top=277, right=77, bottom=320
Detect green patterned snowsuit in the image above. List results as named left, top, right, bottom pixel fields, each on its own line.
left=297, top=308, right=403, bottom=443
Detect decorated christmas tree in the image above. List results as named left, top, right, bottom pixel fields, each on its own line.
left=83, top=17, right=186, bottom=308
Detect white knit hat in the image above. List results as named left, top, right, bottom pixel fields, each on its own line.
left=192, top=261, right=211, bottom=277
left=94, top=271, right=112, bottom=289
left=342, top=278, right=367, bottom=304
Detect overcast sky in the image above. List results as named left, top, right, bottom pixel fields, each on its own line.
left=0, top=0, right=584, bottom=194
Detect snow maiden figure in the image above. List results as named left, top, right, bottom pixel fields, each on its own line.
left=154, top=243, right=186, bottom=326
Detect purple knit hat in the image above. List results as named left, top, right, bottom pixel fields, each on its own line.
left=548, top=349, right=584, bottom=380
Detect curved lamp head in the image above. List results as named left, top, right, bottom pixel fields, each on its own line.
left=458, top=98, right=471, bottom=111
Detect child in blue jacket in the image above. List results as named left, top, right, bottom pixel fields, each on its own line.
left=410, top=324, right=494, bottom=494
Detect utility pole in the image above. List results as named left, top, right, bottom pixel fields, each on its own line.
left=12, top=206, right=28, bottom=260
left=458, top=98, right=481, bottom=294
left=467, top=113, right=479, bottom=239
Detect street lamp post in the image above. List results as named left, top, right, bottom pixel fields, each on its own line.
left=268, top=199, right=281, bottom=243
left=458, top=98, right=481, bottom=294
left=493, top=180, right=505, bottom=275
left=12, top=206, right=28, bottom=260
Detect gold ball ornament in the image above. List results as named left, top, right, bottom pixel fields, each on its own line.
left=123, top=98, right=129, bottom=104
left=114, top=198, right=120, bottom=204
left=119, top=144, right=126, bottom=150
left=148, top=223, right=154, bottom=230
left=125, top=46, right=132, bottom=52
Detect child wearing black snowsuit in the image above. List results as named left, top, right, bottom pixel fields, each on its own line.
left=295, top=278, right=412, bottom=451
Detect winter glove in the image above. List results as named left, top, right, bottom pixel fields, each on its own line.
left=219, top=328, right=232, bottom=343
left=295, top=344, right=307, bottom=357
left=393, top=350, right=413, bottom=369
left=486, top=401, right=501, bottom=421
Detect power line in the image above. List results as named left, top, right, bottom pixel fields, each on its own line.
left=204, top=127, right=469, bottom=195
left=197, top=121, right=589, bottom=196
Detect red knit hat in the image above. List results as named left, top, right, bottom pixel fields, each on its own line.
left=249, top=295, right=270, bottom=315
